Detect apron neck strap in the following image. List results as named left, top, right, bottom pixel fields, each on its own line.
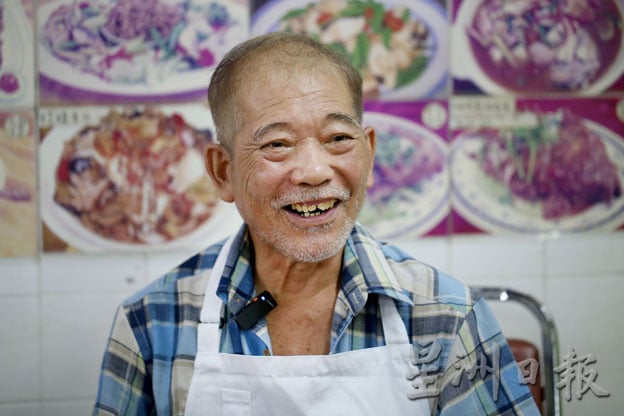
left=198, top=235, right=410, bottom=350
left=379, top=295, right=409, bottom=345
left=201, top=235, right=237, bottom=324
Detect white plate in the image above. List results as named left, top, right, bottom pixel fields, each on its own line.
left=358, top=111, right=450, bottom=239
left=37, top=0, right=248, bottom=97
left=0, top=1, right=34, bottom=105
left=450, top=120, right=624, bottom=235
left=39, top=105, right=242, bottom=252
left=452, top=0, right=624, bottom=95
left=251, top=0, right=448, bottom=100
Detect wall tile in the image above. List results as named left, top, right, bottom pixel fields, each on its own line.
left=546, top=233, right=624, bottom=276
left=0, top=296, right=41, bottom=402
left=0, top=403, right=42, bottom=416
left=557, top=370, right=622, bottom=416
left=41, top=399, right=94, bottom=416
left=40, top=294, right=127, bottom=400
left=449, top=234, right=546, bottom=281
left=545, top=274, right=623, bottom=416
left=40, top=252, right=145, bottom=295
left=0, top=257, right=39, bottom=295
left=545, top=275, right=624, bottom=373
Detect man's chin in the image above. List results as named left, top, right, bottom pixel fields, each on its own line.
left=275, top=220, right=355, bottom=263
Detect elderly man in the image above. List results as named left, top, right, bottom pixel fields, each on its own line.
left=94, top=32, right=539, bottom=415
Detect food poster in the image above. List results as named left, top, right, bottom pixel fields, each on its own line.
left=0, top=0, right=35, bottom=108
left=36, top=0, right=250, bottom=105
left=360, top=100, right=450, bottom=240
left=451, top=0, right=624, bottom=96
left=448, top=96, right=624, bottom=236
left=250, top=0, right=449, bottom=100
left=38, top=104, right=242, bottom=253
left=0, top=110, right=37, bottom=257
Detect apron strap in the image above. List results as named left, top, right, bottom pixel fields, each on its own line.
left=379, top=295, right=410, bottom=345
left=197, top=235, right=237, bottom=354
left=201, top=235, right=237, bottom=324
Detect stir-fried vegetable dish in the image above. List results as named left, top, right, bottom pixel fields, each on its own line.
left=279, top=0, right=433, bottom=98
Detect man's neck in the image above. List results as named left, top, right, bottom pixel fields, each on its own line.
left=252, top=247, right=343, bottom=355
left=252, top=244, right=343, bottom=301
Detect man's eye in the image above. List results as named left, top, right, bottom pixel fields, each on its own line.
left=331, top=135, right=352, bottom=142
left=264, top=141, right=286, bottom=149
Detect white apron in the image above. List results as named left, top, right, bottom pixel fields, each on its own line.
left=184, top=236, right=431, bottom=415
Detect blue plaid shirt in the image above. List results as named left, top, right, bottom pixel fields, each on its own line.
left=94, top=224, right=540, bottom=415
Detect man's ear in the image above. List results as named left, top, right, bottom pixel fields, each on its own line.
left=205, top=143, right=234, bottom=202
left=364, top=126, right=376, bottom=189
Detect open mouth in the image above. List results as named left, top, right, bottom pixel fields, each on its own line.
left=286, top=199, right=338, bottom=218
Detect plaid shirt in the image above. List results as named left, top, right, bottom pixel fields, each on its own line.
left=94, top=224, right=540, bottom=415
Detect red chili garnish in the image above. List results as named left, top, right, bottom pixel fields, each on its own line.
left=317, top=12, right=332, bottom=25
left=56, top=158, right=71, bottom=182
left=364, top=7, right=375, bottom=20
left=171, top=113, right=186, bottom=129
left=384, top=11, right=404, bottom=31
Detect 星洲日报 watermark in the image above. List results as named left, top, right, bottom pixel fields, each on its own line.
left=405, top=340, right=610, bottom=402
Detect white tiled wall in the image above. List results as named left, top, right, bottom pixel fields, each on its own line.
left=0, top=232, right=622, bottom=415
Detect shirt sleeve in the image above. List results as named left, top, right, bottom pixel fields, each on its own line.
left=93, top=304, right=155, bottom=415
left=437, top=298, right=541, bottom=416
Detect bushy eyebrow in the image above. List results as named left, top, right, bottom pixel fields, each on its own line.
left=252, top=112, right=361, bottom=143
left=326, top=112, right=362, bottom=129
left=253, top=122, right=290, bottom=143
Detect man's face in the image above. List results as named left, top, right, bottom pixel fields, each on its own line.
left=222, top=66, right=375, bottom=263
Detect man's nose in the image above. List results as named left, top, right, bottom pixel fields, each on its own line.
left=290, top=139, right=333, bottom=186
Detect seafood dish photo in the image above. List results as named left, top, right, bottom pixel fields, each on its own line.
left=454, top=0, right=624, bottom=94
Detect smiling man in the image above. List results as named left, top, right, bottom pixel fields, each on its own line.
left=94, top=32, right=540, bottom=415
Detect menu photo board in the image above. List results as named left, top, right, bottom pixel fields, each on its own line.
left=450, top=0, right=624, bottom=95
left=0, top=0, right=35, bottom=108
left=36, top=0, right=250, bottom=105
left=250, top=0, right=450, bottom=100
left=448, top=96, right=624, bottom=236
left=38, top=104, right=241, bottom=253
left=0, top=110, right=37, bottom=257
left=361, top=100, right=451, bottom=240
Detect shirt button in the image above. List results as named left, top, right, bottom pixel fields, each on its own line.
left=263, top=348, right=271, bottom=356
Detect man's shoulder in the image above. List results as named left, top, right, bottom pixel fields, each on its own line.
left=122, top=241, right=225, bottom=310
left=380, top=242, right=474, bottom=309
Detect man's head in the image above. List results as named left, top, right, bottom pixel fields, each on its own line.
left=208, top=32, right=364, bottom=153
left=205, top=32, right=375, bottom=263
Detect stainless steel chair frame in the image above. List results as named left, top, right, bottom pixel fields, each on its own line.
left=471, top=286, right=561, bottom=416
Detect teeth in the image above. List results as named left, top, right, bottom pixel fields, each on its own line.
left=317, top=201, right=334, bottom=210
left=290, top=200, right=336, bottom=216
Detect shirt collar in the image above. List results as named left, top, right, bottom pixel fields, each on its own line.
left=341, top=223, right=414, bottom=315
left=216, top=223, right=414, bottom=316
